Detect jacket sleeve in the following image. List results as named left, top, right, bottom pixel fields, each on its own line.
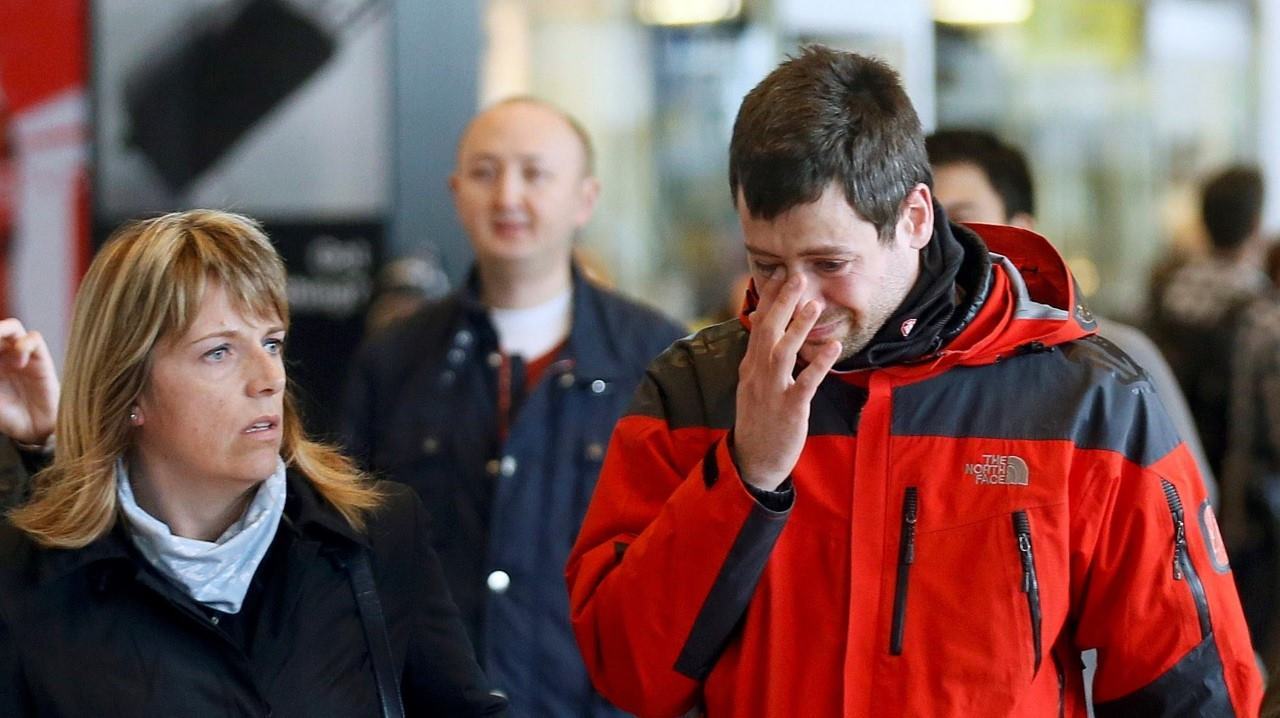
left=565, top=394, right=792, bottom=717
left=1075, top=440, right=1262, bottom=716
left=399, top=489, right=508, bottom=716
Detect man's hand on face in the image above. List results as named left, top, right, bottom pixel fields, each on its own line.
left=733, top=274, right=841, bottom=492
left=0, top=319, right=59, bottom=447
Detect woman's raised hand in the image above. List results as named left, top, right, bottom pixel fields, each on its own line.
left=0, top=319, right=59, bottom=446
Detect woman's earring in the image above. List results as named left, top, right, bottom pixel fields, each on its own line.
left=129, top=409, right=141, bottom=426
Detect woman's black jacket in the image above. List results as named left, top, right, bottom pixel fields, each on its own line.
left=0, top=473, right=507, bottom=716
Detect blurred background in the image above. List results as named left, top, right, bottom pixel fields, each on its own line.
left=0, top=0, right=1274, bottom=432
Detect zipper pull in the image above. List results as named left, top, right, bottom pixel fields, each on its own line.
left=903, top=497, right=918, bottom=565
left=1172, top=518, right=1185, bottom=581
left=1018, top=534, right=1033, bottom=592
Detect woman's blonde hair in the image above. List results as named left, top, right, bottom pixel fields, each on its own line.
left=10, top=209, right=382, bottom=548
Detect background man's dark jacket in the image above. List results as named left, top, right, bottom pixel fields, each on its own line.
left=343, top=266, right=686, bottom=717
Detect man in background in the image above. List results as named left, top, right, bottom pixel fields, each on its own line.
left=927, top=128, right=1216, bottom=503
left=1149, top=165, right=1268, bottom=478
left=344, top=98, right=686, bottom=716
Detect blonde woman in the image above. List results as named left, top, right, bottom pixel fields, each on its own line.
left=0, top=210, right=506, bottom=716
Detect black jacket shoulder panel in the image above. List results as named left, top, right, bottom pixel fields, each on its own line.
left=628, top=320, right=747, bottom=430
left=893, top=334, right=1181, bottom=467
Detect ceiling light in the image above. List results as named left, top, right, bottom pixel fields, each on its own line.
left=635, top=0, right=743, bottom=27
left=934, top=0, right=1033, bottom=26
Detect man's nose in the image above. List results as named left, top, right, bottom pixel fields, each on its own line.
left=795, top=274, right=824, bottom=309
left=494, top=168, right=521, bottom=208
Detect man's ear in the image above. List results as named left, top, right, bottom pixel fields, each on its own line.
left=899, top=184, right=934, bottom=250
left=573, top=175, right=601, bottom=228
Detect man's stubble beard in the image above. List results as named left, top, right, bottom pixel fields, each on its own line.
left=832, top=269, right=917, bottom=362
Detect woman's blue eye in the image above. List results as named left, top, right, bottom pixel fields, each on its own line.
left=205, top=346, right=229, bottom=361
left=265, top=338, right=285, bottom=354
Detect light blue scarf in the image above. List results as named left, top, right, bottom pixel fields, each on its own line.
left=116, top=457, right=287, bottom=614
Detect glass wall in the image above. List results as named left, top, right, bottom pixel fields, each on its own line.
left=475, top=0, right=1262, bottom=323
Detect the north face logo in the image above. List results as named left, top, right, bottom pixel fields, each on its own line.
left=964, top=454, right=1030, bottom=485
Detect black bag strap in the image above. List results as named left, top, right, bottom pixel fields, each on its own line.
left=346, top=547, right=405, bottom=718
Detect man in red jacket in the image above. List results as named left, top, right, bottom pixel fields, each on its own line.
left=566, top=46, right=1262, bottom=717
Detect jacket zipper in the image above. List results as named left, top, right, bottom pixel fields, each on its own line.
left=889, top=487, right=918, bottom=655
left=1161, top=479, right=1212, bottom=638
left=1012, top=511, right=1042, bottom=674
left=1053, top=652, right=1065, bottom=718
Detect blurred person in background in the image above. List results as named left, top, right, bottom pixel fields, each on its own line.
left=927, top=128, right=1216, bottom=505
left=1222, top=237, right=1280, bottom=669
left=0, top=210, right=505, bottom=716
left=364, top=254, right=452, bottom=337
left=566, top=46, right=1260, bottom=717
left=1149, top=165, right=1269, bottom=479
left=343, top=97, right=686, bottom=717
left=1265, top=238, right=1280, bottom=291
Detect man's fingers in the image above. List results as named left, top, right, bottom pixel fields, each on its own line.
left=774, top=299, right=821, bottom=364
left=793, top=340, right=840, bottom=398
left=753, top=274, right=805, bottom=345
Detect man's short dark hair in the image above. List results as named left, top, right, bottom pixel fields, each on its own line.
left=1201, top=165, right=1264, bottom=251
left=926, top=129, right=1034, bottom=219
left=728, top=46, right=932, bottom=241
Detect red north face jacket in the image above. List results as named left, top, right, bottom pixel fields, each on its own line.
left=566, top=224, right=1262, bottom=717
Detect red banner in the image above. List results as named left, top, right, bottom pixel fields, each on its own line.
left=0, top=0, right=89, bottom=365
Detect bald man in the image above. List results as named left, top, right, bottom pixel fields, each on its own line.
left=343, top=98, right=685, bottom=716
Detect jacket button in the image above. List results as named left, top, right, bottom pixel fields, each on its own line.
left=585, top=442, right=604, bottom=461
left=447, top=347, right=466, bottom=365
left=455, top=329, right=473, bottom=347
left=487, top=570, right=511, bottom=594
left=487, top=351, right=503, bottom=368
left=499, top=456, right=518, bottom=477
left=590, top=379, right=607, bottom=394
left=439, top=369, right=456, bottom=387
left=422, top=436, right=440, bottom=455
left=559, top=372, right=575, bottom=388
left=209, top=614, right=220, bottom=625
left=485, top=459, right=501, bottom=476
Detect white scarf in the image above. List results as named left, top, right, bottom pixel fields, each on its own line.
left=116, top=457, right=287, bottom=614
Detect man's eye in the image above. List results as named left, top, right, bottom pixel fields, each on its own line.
left=816, top=261, right=847, bottom=273
left=753, top=262, right=780, bottom=276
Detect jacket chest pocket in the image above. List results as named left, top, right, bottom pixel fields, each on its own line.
left=885, top=490, right=1062, bottom=713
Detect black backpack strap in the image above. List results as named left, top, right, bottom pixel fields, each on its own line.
left=346, top=546, right=405, bottom=718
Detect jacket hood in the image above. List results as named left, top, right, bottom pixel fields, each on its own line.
left=936, top=222, right=1096, bottom=369
left=736, top=221, right=1097, bottom=379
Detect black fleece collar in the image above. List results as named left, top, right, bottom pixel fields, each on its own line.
left=836, top=203, right=991, bottom=371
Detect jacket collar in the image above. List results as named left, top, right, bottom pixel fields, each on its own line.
left=279, top=470, right=370, bottom=548
left=34, top=470, right=366, bottom=587
left=456, top=261, right=629, bottom=381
